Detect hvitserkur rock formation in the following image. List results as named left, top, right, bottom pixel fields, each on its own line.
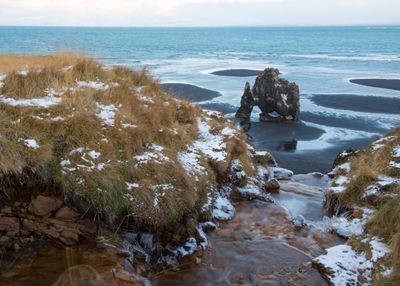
left=236, top=68, right=300, bottom=122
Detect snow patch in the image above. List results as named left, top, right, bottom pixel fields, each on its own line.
left=23, top=139, right=40, bottom=149
left=313, top=244, right=372, bottom=286
left=77, top=80, right=116, bottom=90
left=328, top=208, right=374, bottom=238
left=0, top=95, right=61, bottom=108
left=371, top=136, right=397, bottom=151
left=96, top=103, right=116, bottom=126
left=212, top=193, right=235, bottom=221
left=389, top=161, right=400, bottom=169
left=133, top=144, right=171, bottom=166
left=393, top=145, right=400, bottom=158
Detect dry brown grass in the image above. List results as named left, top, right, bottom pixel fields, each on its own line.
left=0, top=54, right=246, bottom=239
left=328, top=127, right=400, bottom=284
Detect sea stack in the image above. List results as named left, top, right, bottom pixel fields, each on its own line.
left=235, top=68, right=300, bottom=122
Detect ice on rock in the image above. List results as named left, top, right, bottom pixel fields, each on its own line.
left=212, top=194, right=235, bottom=221
left=272, top=167, right=293, bottom=179
left=174, top=237, right=198, bottom=257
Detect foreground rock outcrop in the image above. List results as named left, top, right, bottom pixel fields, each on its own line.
left=235, top=68, right=300, bottom=122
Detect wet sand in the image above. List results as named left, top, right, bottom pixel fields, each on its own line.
left=211, top=69, right=262, bottom=77
left=350, top=78, right=400, bottom=91
left=310, top=94, right=400, bottom=114
left=161, top=83, right=222, bottom=102
left=300, top=111, right=388, bottom=133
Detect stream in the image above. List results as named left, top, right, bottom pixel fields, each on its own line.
left=1, top=174, right=343, bottom=286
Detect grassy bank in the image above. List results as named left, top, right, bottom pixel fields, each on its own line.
left=325, top=128, right=400, bottom=284
left=0, top=54, right=256, bottom=245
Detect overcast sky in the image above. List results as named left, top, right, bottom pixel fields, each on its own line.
left=0, top=0, right=399, bottom=27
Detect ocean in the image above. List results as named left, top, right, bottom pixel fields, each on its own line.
left=1, top=26, right=400, bottom=172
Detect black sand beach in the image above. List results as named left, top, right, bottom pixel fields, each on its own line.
left=211, top=69, right=262, bottom=77
left=162, top=82, right=394, bottom=174
left=161, top=83, right=221, bottom=102
left=263, top=137, right=377, bottom=174
left=350, top=78, right=400, bottom=91
left=246, top=120, right=378, bottom=173
left=310, top=94, right=400, bottom=114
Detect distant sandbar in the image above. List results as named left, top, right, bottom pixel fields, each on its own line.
left=211, top=69, right=262, bottom=77
left=161, top=83, right=222, bottom=102
left=310, top=94, right=400, bottom=114
left=350, top=78, right=400, bottom=91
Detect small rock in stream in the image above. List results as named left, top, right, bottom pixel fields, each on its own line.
left=293, top=215, right=306, bottom=230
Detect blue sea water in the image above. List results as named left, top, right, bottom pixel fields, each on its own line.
left=1, top=26, right=400, bottom=168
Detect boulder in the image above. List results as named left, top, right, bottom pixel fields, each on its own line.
left=28, top=195, right=63, bottom=217
left=332, top=148, right=357, bottom=169
left=55, top=206, right=80, bottom=221
left=265, top=178, right=280, bottom=193
left=235, top=68, right=300, bottom=122
left=272, top=167, right=294, bottom=180
left=59, top=229, right=80, bottom=245
left=293, top=215, right=306, bottom=230
left=0, top=216, right=20, bottom=232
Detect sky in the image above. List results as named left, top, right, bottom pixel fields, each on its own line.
left=0, top=0, right=399, bottom=27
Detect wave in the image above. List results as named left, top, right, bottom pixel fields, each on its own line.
left=284, top=54, right=400, bottom=62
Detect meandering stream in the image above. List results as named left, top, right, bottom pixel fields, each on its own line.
left=1, top=174, right=343, bottom=286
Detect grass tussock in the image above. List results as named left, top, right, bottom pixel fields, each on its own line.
left=0, top=54, right=250, bottom=239
left=329, top=127, right=400, bottom=284
left=366, top=195, right=400, bottom=285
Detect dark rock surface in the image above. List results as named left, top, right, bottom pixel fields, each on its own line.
left=236, top=68, right=300, bottom=122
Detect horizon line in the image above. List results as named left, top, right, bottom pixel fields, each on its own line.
left=0, top=24, right=399, bottom=29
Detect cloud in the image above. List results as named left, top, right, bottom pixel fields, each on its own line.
left=0, top=0, right=398, bottom=26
